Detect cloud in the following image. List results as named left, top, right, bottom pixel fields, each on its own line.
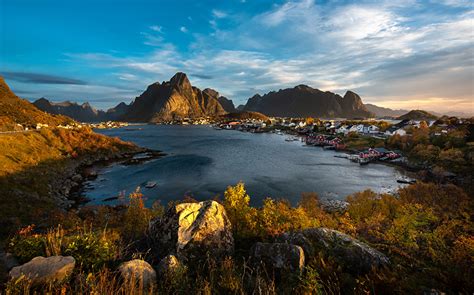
left=149, top=25, right=163, bottom=33
left=1, top=71, right=87, bottom=85
left=212, top=9, right=227, bottom=18
left=180, top=26, right=188, bottom=33
left=61, top=0, right=473, bottom=114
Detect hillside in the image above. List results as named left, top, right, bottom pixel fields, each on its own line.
left=243, top=85, right=373, bottom=118
left=221, top=111, right=269, bottom=121
left=123, top=72, right=227, bottom=122
left=0, top=77, right=72, bottom=130
left=398, top=109, right=438, bottom=120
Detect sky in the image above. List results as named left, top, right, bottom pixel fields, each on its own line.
left=0, top=0, right=473, bottom=115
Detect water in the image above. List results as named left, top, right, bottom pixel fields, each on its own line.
left=85, top=125, right=407, bottom=206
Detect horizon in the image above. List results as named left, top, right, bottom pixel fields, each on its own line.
left=1, top=0, right=473, bottom=115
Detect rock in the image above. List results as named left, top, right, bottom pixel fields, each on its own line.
left=118, top=259, right=156, bottom=289
left=157, top=255, right=181, bottom=277
left=277, top=228, right=389, bottom=274
left=9, top=256, right=75, bottom=285
left=320, top=199, right=349, bottom=213
left=71, top=174, right=83, bottom=183
left=123, top=72, right=227, bottom=123
left=0, top=252, right=19, bottom=271
left=250, top=242, right=305, bottom=273
left=149, top=200, right=234, bottom=261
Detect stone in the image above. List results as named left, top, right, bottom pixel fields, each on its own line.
left=149, top=200, right=234, bottom=261
left=71, top=174, right=83, bottom=183
left=9, top=256, right=75, bottom=285
left=118, top=259, right=156, bottom=289
left=250, top=242, right=305, bottom=272
left=277, top=228, right=389, bottom=274
left=157, top=255, right=181, bottom=278
left=0, top=252, right=19, bottom=271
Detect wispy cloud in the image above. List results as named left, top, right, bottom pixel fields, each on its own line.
left=1, top=71, right=87, bottom=85
left=22, top=0, right=473, bottom=114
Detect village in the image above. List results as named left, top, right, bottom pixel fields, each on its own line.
left=214, top=116, right=469, bottom=167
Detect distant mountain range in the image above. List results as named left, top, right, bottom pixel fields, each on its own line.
left=364, top=104, right=408, bottom=118
left=242, top=85, right=373, bottom=118
left=27, top=71, right=464, bottom=122
left=33, top=98, right=128, bottom=122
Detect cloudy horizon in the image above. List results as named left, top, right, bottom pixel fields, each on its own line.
left=1, top=0, right=473, bottom=115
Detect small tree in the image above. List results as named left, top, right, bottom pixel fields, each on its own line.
left=223, top=182, right=258, bottom=239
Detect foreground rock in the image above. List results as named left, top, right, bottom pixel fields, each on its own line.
left=9, top=256, right=75, bottom=285
left=118, top=259, right=156, bottom=289
left=250, top=242, right=305, bottom=273
left=277, top=228, right=389, bottom=274
left=149, top=200, right=234, bottom=261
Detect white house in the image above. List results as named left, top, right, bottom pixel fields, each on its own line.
left=349, top=124, right=364, bottom=133
left=336, top=125, right=350, bottom=134
left=367, top=125, right=380, bottom=134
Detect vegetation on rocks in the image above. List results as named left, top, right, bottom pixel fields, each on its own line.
left=0, top=127, right=140, bottom=240
left=2, top=181, right=472, bottom=294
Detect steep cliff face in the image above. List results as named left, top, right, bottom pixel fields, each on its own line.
left=124, top=73, right=226, bottom=122
left=243, top=85, right=372, bottom=118
left=217, top=96, right=236, bottom=113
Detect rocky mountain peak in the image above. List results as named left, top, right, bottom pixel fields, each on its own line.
left=169, top=72, right=191, bottom=90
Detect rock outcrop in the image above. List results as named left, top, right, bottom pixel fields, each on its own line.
left=123, top=73, right=227, bottom=122
left=9, top=256, right=75, bottom=285
left=243, top=86, right=373, bottom=118
left=277, top=228, right=389, bottom=274
left=118, top=259, right=156, bottom=289
left=149, top=200, right=234, bottom=261
left=250, top=242, right=305, bottom=273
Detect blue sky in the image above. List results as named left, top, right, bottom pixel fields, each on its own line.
left=1, top=0, right=473, bottom=114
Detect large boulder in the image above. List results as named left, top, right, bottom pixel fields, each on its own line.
left=277, top=228, right=389, bottom=274
left=118, top=259, right=156, bottom=290
left=9, top=256, right=75, bottom=285
left=149, top=200, right=234, bottom=261
left=250, top=242, right=305, bottom=273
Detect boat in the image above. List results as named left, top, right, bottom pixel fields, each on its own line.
left=359, top=158, right=371, bottom=165
left=145, top=181, right=157, bottom=188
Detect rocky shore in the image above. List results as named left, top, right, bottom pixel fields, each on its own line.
left=50, top=148, right=165, bottom=209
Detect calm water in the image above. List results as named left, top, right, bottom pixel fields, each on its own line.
left=85, top=125, right=407, bottom=206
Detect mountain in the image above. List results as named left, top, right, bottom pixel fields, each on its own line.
left=105, top=102, right=130, bottom=121
left=33, top=98, right=131, bottom=122
left=123, top=72, right=227, bottom=122
left=242, top=85, right=373, bottom=118
left=0, top=77, right=72, bottom=129
left=217, top=96, right=236, bottom=113
left=365, top=104, right=408, bottom=118
left=236, top=105, right=245, bottom=111
left=33, top=98, right=107, bottom=122
left=398, top=110, right=438, bottom=121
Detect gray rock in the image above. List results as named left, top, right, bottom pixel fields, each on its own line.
left=277, top=228, right=389, bottom=274
left=9, top=256, right=75, bottom=285
left=149, top=200, right=234, bottom=261
left=250, top=242, right=305, bottom=272
left=118, top=259, right=156, bottom=289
